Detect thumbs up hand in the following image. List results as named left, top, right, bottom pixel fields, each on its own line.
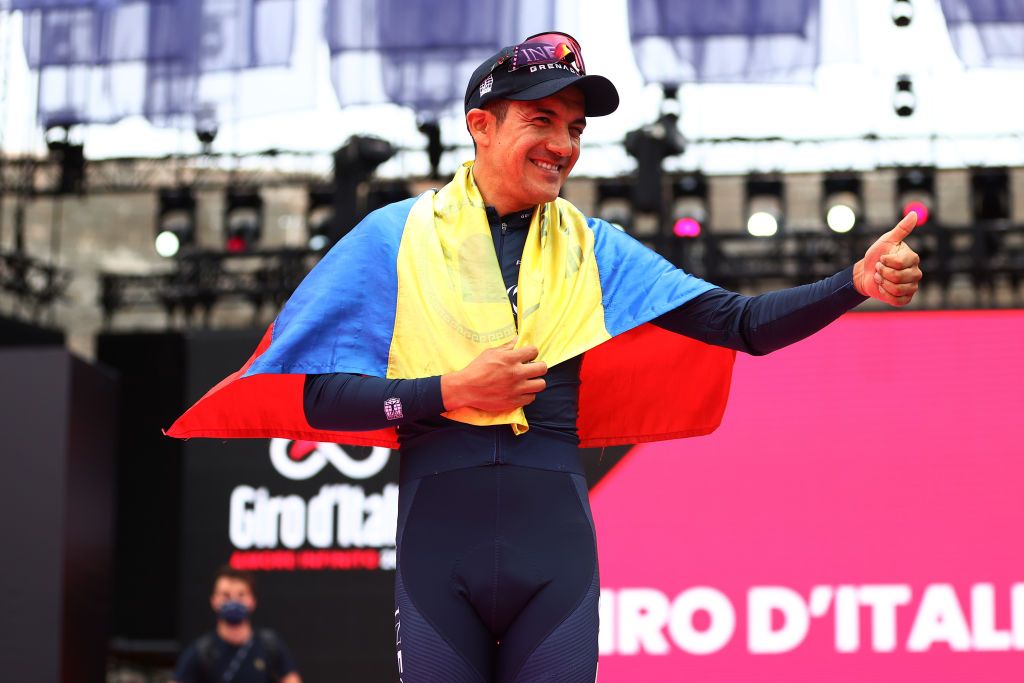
left=853, top=212, right=923, bottom=306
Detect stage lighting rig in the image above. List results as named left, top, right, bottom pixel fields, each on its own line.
left=971, top=167, right=1011, bottom=223
left=745, top=177, right=784, bottom=237
left=892, top=0, right=913, bottom=27
left=224, top=187, right=264, bottom=253
left=331, top=135, right=396, bottom=244
left=46, top=129, right=86, bottom=195
left=671, top=174, right=707, bottom=238
left=625, top=87, right=686, bottom=214
left=418, top=120, right=444, bottom=179
left=595, top=180, right=634, bottom=233
left=897, top=167, right=934, bottom=226
left=822, top=175, right=862, bottom=234
left=894, top=75, right=916, bottom=117
left=154, top=187, right=197, bottom=258
left=306, top=185, right=335, bottom=252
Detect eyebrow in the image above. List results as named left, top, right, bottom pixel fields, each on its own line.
left=533, top=107, right=587, bottom=127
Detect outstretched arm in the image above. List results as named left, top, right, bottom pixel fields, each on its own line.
left=654, top=213, right=923, bottom=355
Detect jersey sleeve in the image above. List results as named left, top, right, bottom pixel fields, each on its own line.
left=303, top=373, right=446, bottom=430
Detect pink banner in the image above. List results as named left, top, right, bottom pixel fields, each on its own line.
left=592, top=310, right=1024, bottom=681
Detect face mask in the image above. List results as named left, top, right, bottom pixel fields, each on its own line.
left=217, top=601, right=250, bottom=625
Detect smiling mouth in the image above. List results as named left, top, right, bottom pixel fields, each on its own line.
left=532, top=159, right=562, bottom=173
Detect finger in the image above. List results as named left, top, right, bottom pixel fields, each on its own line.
left=880, top=212, right=918, bottom=243
left=880, top=250, right=921, bottom=269
left=879, top=281, right=918, bottom=298
left=518, top=360, right=548, bottom=379
left=510, top=345, right=539, bottom=363
left=520, top=377, right=546, bottom=394
left=515, top=392, right=538, bottom=407
left=876, top=278, right=917, bottom=299
left=499, top=337, right=518, bottom=349
left=877, top=263, right=922, bottom=284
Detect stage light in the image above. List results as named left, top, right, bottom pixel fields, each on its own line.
left=892, top=0, right=913, bottom=27
left=902, top=200, right=929, bottom=226
left=673, top=217, right=701, bottom=238
left=745, top=177, right=784, bottom=237
left=747, top=212, right=778, bottom=237
left=224, top=187, right=264, bottom=253
left=897, top=167, right=934, bottom=226
left=970, top=167, right=1010, bottom=222
left=154, top=231, right=180, bottom=258
left=418, top=120, right=443, bottom=179
left=625, top=91, right=686, bottom=213
left=46, top=133, right=86, bottom=195
left=894, top=75, right=915, bottom=117
left=306, top=185, right=334, bottom=251
left=671, top=174, right=707, bottom=239
left=330, top=135, right=397, bottom=243
left=154, top=187, right=196, bottom=258
left=596, top=180, right=634, bottom=233
left=823, top=175, right=862, bottom=233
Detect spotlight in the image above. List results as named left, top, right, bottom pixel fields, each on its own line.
left=822, top=175, right=862, bottom=233
left=331, top=135, right=396, bottom=243
left=306, top=185, right=335, bottom=251
left=224, top=187, right=264, bottom=253
left=625, top=104, right=686, bottom=213
left=596, top=180, right=634, bottom=233
left=418, top=120, right=443, bottom=179
left=892, top=0, right=913, bottom=27
left=745, top=177, right=783, bottom=237
left=671, top=174, right=707, bottom=238
left=46, top=131, right=86, bottom=195
left=154, top=187, right=196, bottom=258
left=894, top=75, right=915, bottom=117
left=897, top=167, right=934, bottom=226
left=970, top=167, right=1010, bottom=223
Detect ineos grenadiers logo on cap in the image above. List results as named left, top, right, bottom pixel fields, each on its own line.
left=480, top=74, right=493, bottom=97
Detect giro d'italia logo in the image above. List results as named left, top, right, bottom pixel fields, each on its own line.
left=269, top=439, right=391, bottom=481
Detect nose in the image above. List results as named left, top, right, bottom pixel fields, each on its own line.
left=546, top=126, right=572, bottom=158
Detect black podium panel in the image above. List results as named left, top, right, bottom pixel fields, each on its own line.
left=0, top=315, right=64, bottom=347
left=0, top=349, right=116, bottom=683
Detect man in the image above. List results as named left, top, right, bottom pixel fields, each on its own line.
left=172, top=566, right=302, bottom=683
left=170, top=32, right=921, bottom=683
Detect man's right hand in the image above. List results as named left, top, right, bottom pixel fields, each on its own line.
left=441, top=339, right=548, bottom=412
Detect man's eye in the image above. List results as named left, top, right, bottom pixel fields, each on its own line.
left=535, top=117, right=551, bottom=124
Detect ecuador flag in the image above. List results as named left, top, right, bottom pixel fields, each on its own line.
left=167, top=164, right=734, bottom=448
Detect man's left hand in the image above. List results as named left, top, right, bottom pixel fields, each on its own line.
left=853, top=212, right=923, bottom=306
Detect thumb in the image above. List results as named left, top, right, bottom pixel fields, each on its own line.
left=499, top=336, right=518, bottom=349
left=881, top=212, right=918, bottom=243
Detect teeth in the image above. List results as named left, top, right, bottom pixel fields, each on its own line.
left=534, top=160, right=559, bottom=172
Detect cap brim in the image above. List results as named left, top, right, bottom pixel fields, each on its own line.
left=505, top=74, right=619, bottom=117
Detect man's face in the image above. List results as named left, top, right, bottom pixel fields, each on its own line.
left=210, top=577, right=256, bottom=613
left=483, top=87, right=586, bottom=212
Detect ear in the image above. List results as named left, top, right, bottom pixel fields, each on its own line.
left=466, top=108, right=494, bottom=148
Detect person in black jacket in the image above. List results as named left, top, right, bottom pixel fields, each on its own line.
left=172, top=566, right=301, bottom=683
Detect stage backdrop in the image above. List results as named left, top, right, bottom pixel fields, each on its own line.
left=592, top=310, right=1024, bottom=682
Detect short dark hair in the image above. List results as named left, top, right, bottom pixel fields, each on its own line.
left=469, top=99, right=512, bottom=154
left=212, top=565, right=257, bottom=598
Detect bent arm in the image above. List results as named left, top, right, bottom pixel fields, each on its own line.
left=303, top=374, right=445, bottom=431
left=653, top=266, right=867, bottom=356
